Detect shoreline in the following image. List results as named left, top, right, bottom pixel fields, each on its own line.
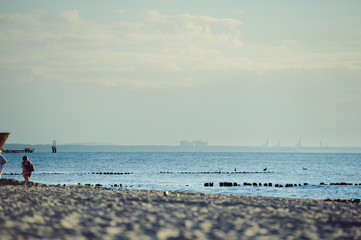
left=1, top=179, right=360, bottom=239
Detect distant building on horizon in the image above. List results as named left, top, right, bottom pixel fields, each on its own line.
left=295, top=137, right=302, bottom=148
left=179, top=140, right=208, bottom=147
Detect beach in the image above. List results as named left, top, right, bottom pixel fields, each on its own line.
left=0, top=179, right=360, bottom=240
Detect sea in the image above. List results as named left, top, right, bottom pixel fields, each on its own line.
left=2, top=152, right=360, bottom=200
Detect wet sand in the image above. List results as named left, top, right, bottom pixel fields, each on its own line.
left=0, top=178, right=360, bottom=239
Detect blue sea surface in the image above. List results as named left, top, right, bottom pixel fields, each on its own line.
left=2, top=152, right=360, bottom=200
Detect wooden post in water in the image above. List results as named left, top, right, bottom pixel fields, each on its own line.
left=52, top=140, right=57, bottom=153
left=0, top=132, right=11, bottom=150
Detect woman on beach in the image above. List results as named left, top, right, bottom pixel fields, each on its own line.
left=22, top=156, right=34, bottom=182
left=0, top=150, right=7, bottom=179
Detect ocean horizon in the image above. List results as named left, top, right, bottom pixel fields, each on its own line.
left=3, top=143, right=361, bottom=153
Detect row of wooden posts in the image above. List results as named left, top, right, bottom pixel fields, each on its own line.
left=160, top=171, right=271, bottom=174
left=205, top=182, right=361, bottom=187
left=93, top=172, right=133, bottom=175
left=3, top=172, right=133, bottom=175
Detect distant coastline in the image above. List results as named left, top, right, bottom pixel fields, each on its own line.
left=3, top=143, right=361, bottom=153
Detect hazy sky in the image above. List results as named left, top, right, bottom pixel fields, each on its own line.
left=1, top=0, right=361, bottom=147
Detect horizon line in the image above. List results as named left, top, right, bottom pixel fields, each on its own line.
left=3, top=143, right=361, bottom=149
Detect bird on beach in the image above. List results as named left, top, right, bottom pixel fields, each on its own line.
left=263, top=167, right=267, bottom=171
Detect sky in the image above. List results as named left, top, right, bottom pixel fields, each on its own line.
left=1, top=0, right=361, bottom=147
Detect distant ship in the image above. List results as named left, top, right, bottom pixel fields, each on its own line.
left=2, top=148, right=35, bottom=153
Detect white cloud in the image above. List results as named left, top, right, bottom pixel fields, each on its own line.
left=0, top=11, right=42, bottom=24
left=61, top=9, right=81, bottom=22
left=1, top=9, right=360, bottom=88
left=0, top=10, right=244, bottom=87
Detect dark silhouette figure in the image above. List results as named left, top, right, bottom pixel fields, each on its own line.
left=22, top=156, right=34, bottom=182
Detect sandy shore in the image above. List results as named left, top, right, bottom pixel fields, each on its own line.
left=0, top=179, right=360, bottom=240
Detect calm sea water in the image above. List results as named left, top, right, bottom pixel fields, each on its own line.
left=2, top=152, right=360, bottom=200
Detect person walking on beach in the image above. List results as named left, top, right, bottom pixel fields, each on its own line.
left=22, top=155, right=34, bottom=182
left=0, top=150, right=7, bottom=179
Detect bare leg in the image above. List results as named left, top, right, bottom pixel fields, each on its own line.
left=23, top=174, right=30, bottom=182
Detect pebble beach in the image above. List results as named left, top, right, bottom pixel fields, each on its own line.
left=0, top=179, right=360, bottom=240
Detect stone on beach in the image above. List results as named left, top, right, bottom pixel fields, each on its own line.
left=0, top=178, right=360, bottom=239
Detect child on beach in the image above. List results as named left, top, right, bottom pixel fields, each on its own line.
left=0, top=150, right=7, bottom=179
left=22, top=156, right=34, bottom=182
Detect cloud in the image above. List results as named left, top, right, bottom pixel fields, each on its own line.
left=1, top=9, right=360, bottom=88
left=0, top=11, right=44, bottom=24
left=61, top=9, right=80, bottom=22
left=0, top=9, right=245, bottom=87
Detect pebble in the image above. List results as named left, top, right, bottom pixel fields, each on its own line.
left=0, top=178, right=360, bottom=240
left=157, top=228, right=180, bottom=240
